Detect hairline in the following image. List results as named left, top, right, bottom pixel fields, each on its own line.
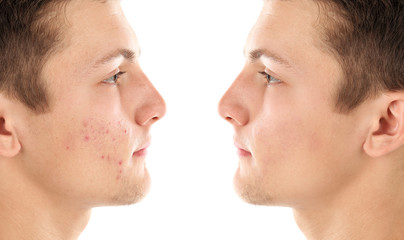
left=32, top=0, right=119, bottom=113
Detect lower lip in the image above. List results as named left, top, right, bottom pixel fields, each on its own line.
left=133, top=148, right=148, bottom=158
left=237, top=148, right=252, bottom=157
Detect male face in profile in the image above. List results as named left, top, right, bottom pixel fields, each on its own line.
left=219, top=0, right=404, bottom=239
left=0, top=0, right=165, bottom=239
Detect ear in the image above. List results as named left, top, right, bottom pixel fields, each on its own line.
left=363, top=96, right=404, bottom=158
left=0, top=96, right=22, bottom=158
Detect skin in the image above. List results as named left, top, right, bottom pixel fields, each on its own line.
left=0, top=0, right=165, bottom=239
left=219, top=0, right=404, bottom=239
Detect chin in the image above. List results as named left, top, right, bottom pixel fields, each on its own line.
left=233, top=171, right=277, bottom=206
left=109, top=172, right=152, bottom=206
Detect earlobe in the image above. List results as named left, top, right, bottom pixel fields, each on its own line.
left=0, top=93, right=22, bottom=158
left=363, top=99, right=404, bottom=158
left=0, top=116, right=21, bottom=158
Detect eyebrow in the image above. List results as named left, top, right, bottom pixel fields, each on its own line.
left=245, top=48, right=292, bottom=68
left=93, top=48, right=139, bottom=68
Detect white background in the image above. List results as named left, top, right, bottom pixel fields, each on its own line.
left=80, top=0, right=305, bottom=239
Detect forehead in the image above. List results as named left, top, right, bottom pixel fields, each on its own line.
left=246, top=0, right=324, bottom=65
left=246, top=0, right=343, bottom=98
left=54, top=0, right=139, bottom=72
left=258, top=0, right=321, bottom=29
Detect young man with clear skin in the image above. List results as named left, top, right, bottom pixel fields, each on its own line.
left=0, top=0, right=165, bottom=239
left=219, top=0, right=403, bottom=239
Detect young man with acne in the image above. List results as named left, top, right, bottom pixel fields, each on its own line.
left=0, top=0, right=165, bottom=239
left=219, top=0, right=403, bottom=239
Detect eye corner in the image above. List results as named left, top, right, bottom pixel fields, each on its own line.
left=102, top=71, right=126, bottom=85
left=258, top=71, right=282, bottom=85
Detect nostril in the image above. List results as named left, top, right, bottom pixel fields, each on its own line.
left=218, top=95, right=249, bottom=126
left=223, top=110, right=249, bottom=126
left=225, top=116, right=238, bottom=125
left=145, top=116, right=159, bottom=125
left=136, top=113, right=161, bottom=126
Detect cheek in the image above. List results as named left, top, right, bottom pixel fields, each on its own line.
left=250, top=102, right=330, bottom=184
left=64, top=117, right=131, bottom=179
left=252, top=106, right=360, bottom=197
left=253, top=110, right=308, bottom=162
left=253, top=92, right=333, bottom=163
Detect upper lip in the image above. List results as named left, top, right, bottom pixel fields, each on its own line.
left=234, top=140, right=250, bottom=153
left=133, top=140, right=151, bottom=154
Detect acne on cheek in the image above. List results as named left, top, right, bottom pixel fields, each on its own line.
left=116, top=169, right=123, bottom=180
left=80, top=118, right=129, bottom=144
left=63, top=132, right=76, bottom=152
left=99, top=153, right=125, bottom=181
left=80, top=118, right=130, bottom=176
left=109, top=157, right=124, bottom=181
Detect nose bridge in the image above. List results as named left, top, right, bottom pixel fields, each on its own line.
left=133, top=72, right=166, bottom=126
left=218, top=70, right=250, bottom=126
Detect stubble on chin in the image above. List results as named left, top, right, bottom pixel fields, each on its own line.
left=233, top=171, right=275, bottom=206
left=110, top=171, right=151, bottom=206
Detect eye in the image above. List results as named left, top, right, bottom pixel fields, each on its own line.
left=103, top=71, right=125, bottom=84
left=259, top=71, right=281, bottom=85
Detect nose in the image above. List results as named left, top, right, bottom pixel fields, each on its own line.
left=218, top=73, right=250, bottom=127
left=135, top=90, right=166, bottom=126
left=134, top=75, right=166, bottom=127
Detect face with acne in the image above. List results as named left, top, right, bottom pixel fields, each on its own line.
left=13, top=0, right=165, bottom=206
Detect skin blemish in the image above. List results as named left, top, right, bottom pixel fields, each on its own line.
left=116, top=169, right=123, bottom=181
left=118, top=161, right=123, bottom=166
left=84, top=136, right=90, bottom=142
left=82, top=118, right=92, bottom=128
left=66, top=146, right=70, bottom=150
left=101, top=155, right=105, bottom=159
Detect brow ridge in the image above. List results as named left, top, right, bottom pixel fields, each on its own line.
left=94, top=48, right=138, bottom=67
left=246, top=48, right=292, bottom=68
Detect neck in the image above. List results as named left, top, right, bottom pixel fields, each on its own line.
left=293, top=156, right=404, bottom=240
left=0, top=163, right=91, bottom=240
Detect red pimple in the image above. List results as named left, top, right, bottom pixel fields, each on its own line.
left=66, top=146, right=70, bottom=150
left=118, top=161, right=123, bottom=166
left=84, top=136, right=90, bottom=141
left=101, top=155, right=105, bottom=159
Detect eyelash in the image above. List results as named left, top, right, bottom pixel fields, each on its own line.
left=259, top=71, right=281, bottom=85
left=103, top=71, right=125, bottom=85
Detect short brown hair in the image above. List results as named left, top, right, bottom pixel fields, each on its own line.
left=314, top=0, right=404, bottom=112
left=0, top=0, right=70, bottom=112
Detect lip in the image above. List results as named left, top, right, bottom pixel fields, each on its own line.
left=234, top=142, right=252, bottom=157
left=133, top=142, right=150, bottom=158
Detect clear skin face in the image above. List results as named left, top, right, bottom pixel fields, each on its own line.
left=12, top=0, right=165, bottom=207
left=219, top=0, right=374, bottom=208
